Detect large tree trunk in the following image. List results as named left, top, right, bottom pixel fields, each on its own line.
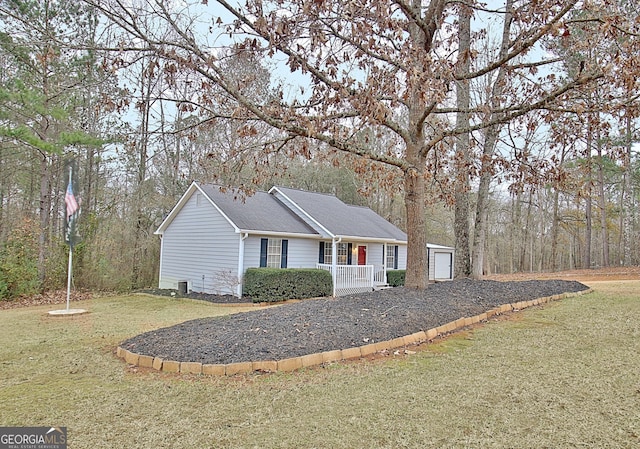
left=453, top=2, right=472, bottom=279
left=403, top=150, right=428, bottom=289
left=471, top=163, right=490, bottom=278
left=454, top=192, right=471, bottom=278
left=399, top=0, right=438, bottom=289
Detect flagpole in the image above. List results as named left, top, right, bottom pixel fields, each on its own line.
left=49, top=161, right=86, bottom=317
left=66, top=245, right=73, bottom=311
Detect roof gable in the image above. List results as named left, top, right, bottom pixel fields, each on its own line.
left=157, top=183, right=407, bottom=243
left=271, top=186, right=407, bottom=242
left=198, top=185, right=317, bottom=235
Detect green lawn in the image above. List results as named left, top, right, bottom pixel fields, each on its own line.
left=1, top=283, right=639, bottom=448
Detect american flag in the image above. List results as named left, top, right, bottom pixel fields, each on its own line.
left=65, top=179, right=79, bottom=219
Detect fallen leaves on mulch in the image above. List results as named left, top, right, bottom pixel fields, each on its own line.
left=485, top=266, right=640, bottom=282
left=0, top=290, right=94, bottom=310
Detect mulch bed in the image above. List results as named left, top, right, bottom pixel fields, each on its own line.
left=137, top=288, right=252, bottom=304
left=122, top=279, right=589, bottom=365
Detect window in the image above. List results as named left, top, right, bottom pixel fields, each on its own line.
left=260, top=238, right=288, bottom=268
left=319, top=242, right=351, bottom=265
left=386, top=244, right=398, bottom=269
left=323, top=242, right=332, bottom=264
left=336, top=243, right=349, bottom=265
left=266, top=239, right=282, bottom=268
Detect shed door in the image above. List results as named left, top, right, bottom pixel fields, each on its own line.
left=434, top=252, right=452, bottom=279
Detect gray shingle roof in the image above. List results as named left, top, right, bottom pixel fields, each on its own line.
left=272, top=187, right=407, bottom=241
left=185, top=184, right=407, bottom=242
left=198, top=185, right=318, bottom=235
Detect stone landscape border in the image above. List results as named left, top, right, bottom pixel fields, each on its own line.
left=117, top=289, right=593, bottom=376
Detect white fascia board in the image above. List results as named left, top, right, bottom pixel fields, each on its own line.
left=269, top=187, right=335, bottom=238
left=334, top=235, right=408, bottom=245
left=427, top=243, right=455, bottom=250
left=237, top=229, right=321, bottom=239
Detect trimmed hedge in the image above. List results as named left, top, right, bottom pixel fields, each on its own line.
left=387, top=270, right=406, bottom=287
left=243, top=268, right=333, bottom=302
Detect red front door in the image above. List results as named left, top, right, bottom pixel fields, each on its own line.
left=357, top=245, right=367, bottom=265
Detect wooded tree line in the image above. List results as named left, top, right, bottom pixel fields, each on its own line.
left=0, top=0, right=638, bottom=298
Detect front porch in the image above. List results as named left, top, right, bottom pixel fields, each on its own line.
left=316, top=263, right=388, bottom=296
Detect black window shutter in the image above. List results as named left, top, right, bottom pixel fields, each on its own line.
left=259, top=238, right=268, bottom=267
left=394, top=245, right=399, bottom=269
left=319, top=242, right=325, bottom=264
left=347, top=243, right=353, bottom=265
left=280, top=239, right=288, bottom=268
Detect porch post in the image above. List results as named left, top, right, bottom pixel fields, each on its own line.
left=236, top=232, right=248, bottom=297
left=331, top=238, right=338, bottom=296
left=382, top=243, right=388, bottom=285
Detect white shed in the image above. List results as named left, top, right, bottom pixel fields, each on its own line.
left=427, top=243, right=455, bottom=281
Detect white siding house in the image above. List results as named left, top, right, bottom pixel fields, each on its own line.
left=158, top=189, right=240, bottom=294
left=156, top=183, right=409, bottom=297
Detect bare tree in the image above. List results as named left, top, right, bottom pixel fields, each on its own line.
left=453, top=1, right=472, bottom=278
left=470, top=0, right=514, bottom=279
left=80, top=0, right=635, bottom=287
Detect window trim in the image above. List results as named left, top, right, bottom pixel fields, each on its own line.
left=386, top=244, right=399, bottom=270
left=320, top=241, right=353, bottom=265
left=260, top=238, right=288, bottom=268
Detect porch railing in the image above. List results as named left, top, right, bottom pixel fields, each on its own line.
left=317, top=263, right=387, bottom=296
left=373, top=269, right=387, bottom=286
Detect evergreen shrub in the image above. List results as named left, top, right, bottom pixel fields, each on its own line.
left=243, top=268, right=333, bottom=302
left=386, top=270, right=406, bottom=287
